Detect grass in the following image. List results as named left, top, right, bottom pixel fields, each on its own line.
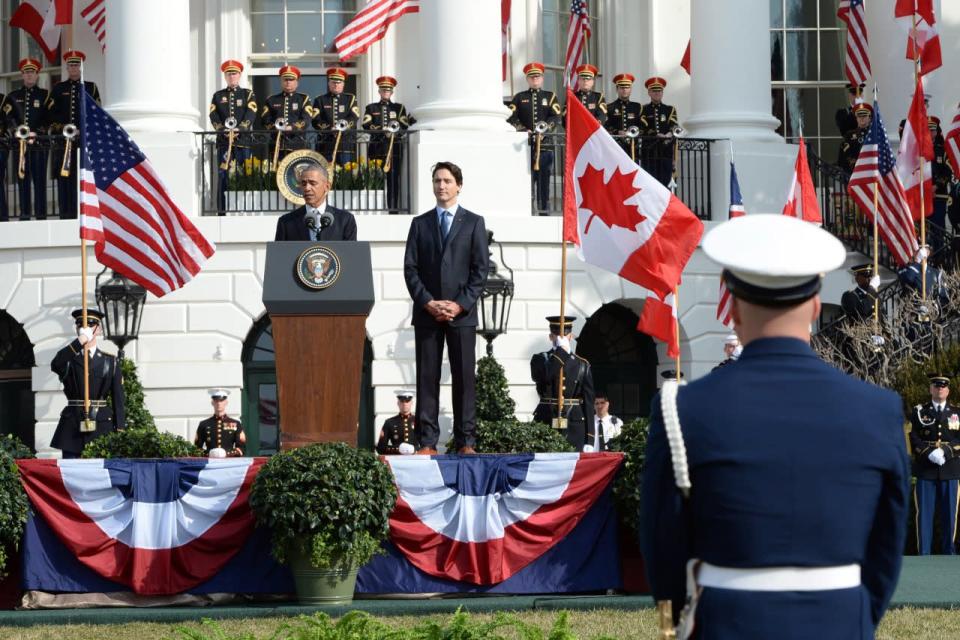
left=0, top=607, right=959, bottom=639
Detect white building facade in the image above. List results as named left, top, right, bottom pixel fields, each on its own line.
left=0, top=0, right=958, bottom=456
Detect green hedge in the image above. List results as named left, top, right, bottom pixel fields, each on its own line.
left=475, top=419, right=575, bottom=454
left=606, top=418, right=651, bottom=534
left=0, top=452, right=28, bottom=578
left=81, top=428, right=203, bottom=459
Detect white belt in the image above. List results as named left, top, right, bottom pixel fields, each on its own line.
left=698, top=562, right=861, bottom=592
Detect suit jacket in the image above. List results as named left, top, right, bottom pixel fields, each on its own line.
left=403, top=207, right=489, bottom=328
left=274, top=204, right=357, bottom=241
left=640, top=337, right=909, bottom=639
left=909, top=401, right=960, bottom=480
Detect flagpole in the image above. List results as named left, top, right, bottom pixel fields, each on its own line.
left=912, top=6, right=927, bottom=301
left=78, top=55, right=94, bottom=434
left=557, top=239, right=569, bottom=432
left=872, top=182, right=880, bottom=332
left=673, top=286, right=680, bottom=381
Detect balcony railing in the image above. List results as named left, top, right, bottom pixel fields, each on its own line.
left=0, top=135, right=74, bottom=221
left=195, top=130, right=412, bottom=216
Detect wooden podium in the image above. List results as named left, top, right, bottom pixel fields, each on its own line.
left=262, top=242, right=375, bottom=448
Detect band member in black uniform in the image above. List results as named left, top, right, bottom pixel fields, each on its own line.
left=312, top=67, right=360, bottom=166
left=209, top=59, right=258, bottom=214
left=564, top=64, right=606, bottom=125
left=261, top=65, right=310, bottom=164
left=363, top=75, right=412, bottom=213
left=837, top=102, right=872, bottom=173
left=835, top=83, right=865, bottom=137
left=909, top=374, right=960, bottom=555
left=3, top=58, right=49, bottom=220
left=376, top=390, right=419, bottom=455
left=840, top=263, right=880, bottom=322
left=930, top=116, right=953, bottom=239
left=0, top=89, right=9, bottom=222
left=195, top=388, right=245, bottom=457
left=604, top=73, right=643, bottom=162
left=48, top=50, right=101, bottom=220
left=530, top=315, right=596, bottom=451
left=50, top=309, right=125, bottom=458
left=639, top=76, right=679, bottom=187
left=507, top=62, right=561, bottom=214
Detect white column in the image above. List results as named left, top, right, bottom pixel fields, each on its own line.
left=684, top=0, right=780, bottom=142
left=411, top=0, right=512, bottom=131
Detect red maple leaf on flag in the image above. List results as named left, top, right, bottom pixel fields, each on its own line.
left=578, top=164, right=645, bottom=234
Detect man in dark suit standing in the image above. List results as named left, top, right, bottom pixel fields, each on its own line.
left=274, top=163, right=357, bottom=241
left=403, top=161, right=489, bottom=455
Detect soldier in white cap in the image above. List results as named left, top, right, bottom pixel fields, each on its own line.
left=712, top=333, right=741, bottom=370
left=376, top=390, right=418, bottom=455
left=641, top=215, right=909, bottom=639
left=195, top=388, right=246, bottom=457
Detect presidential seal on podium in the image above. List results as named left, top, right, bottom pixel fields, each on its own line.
left=295, top=245, right=341, bottom=290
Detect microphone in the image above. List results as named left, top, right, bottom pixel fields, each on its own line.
left=305, top=216, right=317, bottom=232
left=319, top=210, right=335, bottom=229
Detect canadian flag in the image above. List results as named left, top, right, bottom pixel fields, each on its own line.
left=10, top=0, right=71, bottom=63
left=896, top=0, right=941, bottom=76
left=563, top=88, right=703, bottom=300
left=680, top=40, right=691, bottom=75
left=946, top=103, right=960, bottom=177
left=781, top=135, right=821, bottom=225
left=637, top=292, right=679, bottom=358
left=896, top=77, right=934, bottom=220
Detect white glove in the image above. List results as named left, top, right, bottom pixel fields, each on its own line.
left=731, top=345, right=743, bottom=360
left=869, top=275, right=881, bottom=290
left=919, top=246, right=931, bottom=261
left=870, top=334, right=885, bottom=347
left=554, top=336, right=571, bottom=352
left=208, top=447, right=227, bottom=459
left=398, top=442, right=415, bottom=455
left=78, top=327, right=94, bottom=345
left=582, top=444, right=595, bottom=453
left=928, top=448, right=946, bottom=466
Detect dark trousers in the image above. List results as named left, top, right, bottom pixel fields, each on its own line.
left=17, top=146, right=48, bottom=220
left=217, top=146, right=252, bottom=214
left=915, top=477, right=958, bottom=555
left=643, top=157, right=673, bottom=187
left=0, top=150, right=7, bottom=221
left=931, top=198, right=949, bottom=251
left=371, top=146, right=403, bottom=212
left=531, top=147, right=553, bottom=213
left=57, top=164, right=78, bottom=219
left=414, top=324, right=477, bottom=450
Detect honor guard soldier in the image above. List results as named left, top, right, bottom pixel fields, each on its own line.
left=837, top=102, right=872, bottom=173
left=712, top=333, right=741, bottom=371
left=835, top=83, right=865, bottom=137
left=312, top=67, right=360, bottom=165
left=565, top=64, right=606, bottom=124
left=604, top=73, right=643, bottom=161
left=930, top=116, right=953, bottom=236
left=639, top=76, right=679, bottom=187
left=51, top=309, right=125, bottom=459
left=910, top=374, right=960, bottom=555
left=376, top=390, right=418, bottom=455
left=48, top=50, right=101, bottom=220
left=210, top=59, right=258, bottom=214
left=261, top=65, right=310, bottom=164
left=195, top=388, right=246, bottom=457
left=530, top=315, right=596, bottom=450
left=0, top=88, right=9, bottom=221
left=507, top=62, right=561, bottom=214
left=642, top=214, right=908, bottom=639
left=2, top=58, right=49, bottom=220
left=840, top=263, right=880, bottom=322
left=363, top=76, right=412, bottom=213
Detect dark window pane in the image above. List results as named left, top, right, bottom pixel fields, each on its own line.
left=770, top=32, right=784, bottom=81
left=781, top=87, right=819, bottom=138
left=772, top=87, right=785, bottom=136
left=251, top=0, right=282, bottom=11
left=820, top=30, right=844, bottom=81
left=785, top=0, right=816, bottom=27
left=820, top=0, right=843, bottom=27
left=770, top=0, right=784, bottom=28
left=258, top=383, right=279, bottom=454
left=323, top=13, right=350, bottom=52
left=785, top=31, right=817, bottom=80
left=289, top=14, right=324, bottom=54
left=543, top=0, right=560, bottom=12
left=288, top=0, right=319, bottom=9
left=252, top=13, right=284, bottom=53
left=821, top=86, right=850, bottom=137
left=324, top=0, right=354, bottom=10
left=820, top=137, right=842, bottom=167
left=543, top=13, right=561, bottom=66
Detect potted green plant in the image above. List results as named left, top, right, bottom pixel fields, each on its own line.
left=606, top=417, right=651, bottom=593
left=225, top=156, right=275, bottom=212
left=0, top=450, right=29, bottom=608
left=329, top=158, right=386, bottom=211
left=248, top=442, right=397, bottom=604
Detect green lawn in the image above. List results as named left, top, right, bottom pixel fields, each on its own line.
left=0, top=607, right=959, bottom=640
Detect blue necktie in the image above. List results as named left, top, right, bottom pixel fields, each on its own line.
left=440, top=210, right=452, bottom=242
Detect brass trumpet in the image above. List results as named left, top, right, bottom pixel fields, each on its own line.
left=272, top=118, right=287, bottom=170
left=533, top=121, right=549, bottom=172
left=219, top=116, right=238, bottom=171
left=626, top=125, right=641, bottom=162
left=15, top=124, right=30, bottom=179
left=330, top=118, right=350, bottom=166
left=60, top=123, right=78, bottom=177
left=383, top=120, right=401, bottom=174
left=672, top=125, right=685, bottom=137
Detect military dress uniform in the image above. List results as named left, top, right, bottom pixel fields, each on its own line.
left=931, top=117, right=952, bottom=238
left=909, top=376, right=960, bottom=555
left=50, top=309, right=125, bottom=458
left=530, top=316, right=596, bottom=450
left=835, top=83, right=865, bottom=137
left=261, top=65, right=310, bottom=162
left=195, top=414, right=244, bottom=456
left=48, top=50, right=101, bottom=220
left=840, top=264, right=879, bottom=322
left=363, top=76, right=412, bottom=212
left=837, top=102, right=872, bottom=174
left=312, top=67, right=360, bottom=165
left=604, top=74, right=643, bottom=161
left=642, top=215, right=909, bottom=639
left=0, top=91, right=9, bottom=222
left=565, top=65, right=607, bottom=126
left=507, top=62, right=562, bottom=213
left=639, top=77, right=678, bottom=187
left=376, top=413, right=417, bottom=455
left=4, top=58, right=50, bottom=220
left=209, top=59, right=258, bottom=214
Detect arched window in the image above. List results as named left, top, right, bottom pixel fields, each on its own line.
left=0, top=309, right=36, bottom=449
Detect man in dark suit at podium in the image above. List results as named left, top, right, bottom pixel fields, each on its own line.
left=274, top=164, right=357, bottom=241
left=403, top=161, right=489, bottom=455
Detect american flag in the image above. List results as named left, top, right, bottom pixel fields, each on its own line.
left=717, top=163, right=745, bottom=327
left=946, top=102, right=960, bottom=176
left=334, top=0, right=419, bottom=62
left=79, top=93, right=215, bottom=297
left=564, top=0, right=591, bottom=87
left=81, top=0, right=106, bottom=52
left=846, top=100, right=918, bottom=267
left=837, top=0, right=870, bottom=88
